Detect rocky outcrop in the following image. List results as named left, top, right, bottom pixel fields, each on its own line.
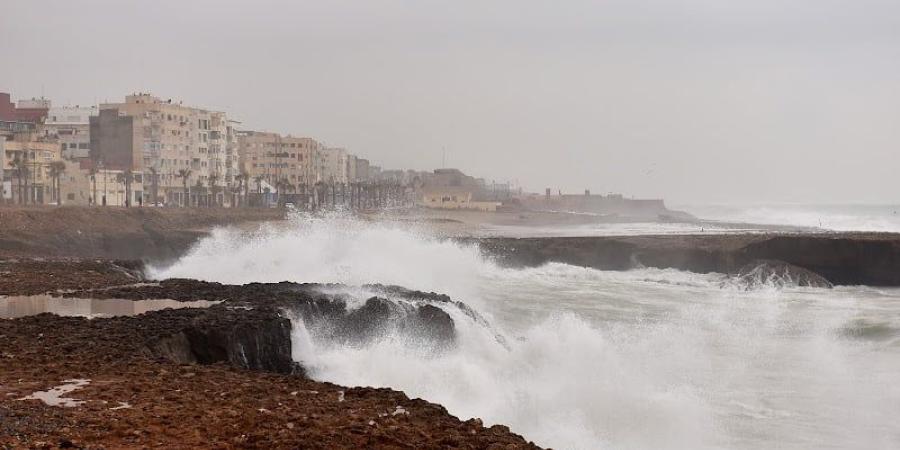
left=730, top=260, right=834, bottom=289
left=475, top=234, right=900, bottom=286
left=0, top=289, right=542, bottom=449
left=150, top=306, right=297, bottom=374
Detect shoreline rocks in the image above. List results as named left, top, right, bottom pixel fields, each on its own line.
left=0, top=260, right=542, bottom=449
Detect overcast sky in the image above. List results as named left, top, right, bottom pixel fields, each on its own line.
left=3, top=0, right=899, bottom=204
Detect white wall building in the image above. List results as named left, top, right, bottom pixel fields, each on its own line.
left=43, top=105, right=97, bottom=159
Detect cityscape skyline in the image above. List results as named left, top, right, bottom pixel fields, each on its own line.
left=3, top=0, right=900, bottom=204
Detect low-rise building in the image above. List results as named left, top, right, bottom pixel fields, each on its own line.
left=0, top=93, right=49, bottom=123
left=418, top=168, right=500, bottom=212
left=1, top=133, right=63, bottom=204
left=43, top=105, right=97, bottom=159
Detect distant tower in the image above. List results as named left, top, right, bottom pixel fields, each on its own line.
left=585, top=189, right=590, bottom=196
left=545, top=188, right=551, bottom=200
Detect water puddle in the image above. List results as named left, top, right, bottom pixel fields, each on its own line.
left=0, top=295, right=220, bottom=319
left=19, top=379, right=90, bottom=407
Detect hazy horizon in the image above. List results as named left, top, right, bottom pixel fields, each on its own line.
left=3, top=0, right=898, bottom=204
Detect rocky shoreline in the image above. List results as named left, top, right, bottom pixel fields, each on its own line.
left=0, top=260, right=541, bottom=449
left=4, top=208, right=900, bottom=448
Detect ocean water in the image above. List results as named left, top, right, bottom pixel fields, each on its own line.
left=152, top=215, right=900, bottom=449
left=680, top=204, right=900, bottom=233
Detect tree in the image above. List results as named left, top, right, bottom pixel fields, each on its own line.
left=115, top=170, right=134, bottom=207
left=177, top=169, right=192, bottom=207
left=8, top=154, right=29, bottom=205
left=208, top=173, right=219, bottom=208
left=88, top=165, right=98, bottom=206
left=254, top=175, right=264, bottom=194
left=48, top=161, right=66, bottom=206
left=194, top=179, right=205, bottom=207
left=148, top=167, right=159, bottom=206
left=233, top=173, right=244, bottom=207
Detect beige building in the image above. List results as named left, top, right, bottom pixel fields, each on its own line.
left=238, top=131, right=322, bottom=191
left=421, top=188, right=500, bottom=212
left=319, top=147, right=348, bottom=184
left=57, top=158, right=93, bottom=206
left=98, top=93, right=237, bottom=206
left=1, top=133, right=63, bottom=204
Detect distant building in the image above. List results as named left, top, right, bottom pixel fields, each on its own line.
left=354, top=158, right=370, bottom=182
left=97, top=93, right=237, bottom=206
left=0, top=93, right=49, bottom=123
left=89, top=108, right=141, bottom=171
left=319, top=147, right=348, bottom=184
left=419, top=168, right=500, bottom=212
left=43, top=105, right=97, bottom=159
left=1, top=132, right=63, bottom=204
left=238, top=131, right=321, bottom=191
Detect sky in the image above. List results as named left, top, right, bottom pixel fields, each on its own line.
left=2, top=0, right=899, bottom=204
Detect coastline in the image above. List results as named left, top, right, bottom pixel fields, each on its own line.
left=3, top=206, right=900, bottom=448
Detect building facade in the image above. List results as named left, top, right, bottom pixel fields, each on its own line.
left=43, top=105, right=96, bottom=159
left=238, top=131, right=322, bottom=192
left=0, top=93, right=49, bottom=123
left=97, top=93, right=237, bottom=206
left=1, top=133, right=63, bottom=204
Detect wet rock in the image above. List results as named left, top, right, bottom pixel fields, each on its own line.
left=149, top=306, right=296, bottom=374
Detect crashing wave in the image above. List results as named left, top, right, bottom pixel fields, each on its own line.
left=724, top=260, right=833, bottom=290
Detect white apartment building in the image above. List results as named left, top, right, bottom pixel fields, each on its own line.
left=43, top=105, right=97, bottom=159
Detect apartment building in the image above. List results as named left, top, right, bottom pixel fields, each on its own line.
left=43, top=105, right=97, bottom=159
left=354, top=158, right=370, bottom=182
left=2, top=132, right=62, bottom=204
left=96, top=93, right=237, bottom=206
left=319, top=147, right=348, bottom=184
left=238, top=131, right=322, bottom=191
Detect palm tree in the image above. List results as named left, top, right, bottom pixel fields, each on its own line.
left=242, top=171, right=251, bottom=206
left=115, top=170, right=134, bottom=207
left=177, top=169, right=192, bottom=207
left=194, top=179, right=205, bottom=207
left=8, top=154, right=29, bottom=205
left=48, top=161, right=66, bottom=206
left=254, top=175, right=264, bottom=194
left=252, top=175, right=265, bottom=208
left=233, top=173, right=244, bottom=207
left=88, top=165, right=98, bottom=206
left=148, top=167, right=159, bottom=206
left=208, top=173, right=219, bottom=208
